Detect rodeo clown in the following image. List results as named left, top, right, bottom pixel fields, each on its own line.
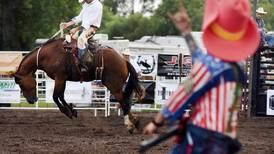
left=60, top=0, right=103, bottom=72
left=143, top=0, right=260, bottom=153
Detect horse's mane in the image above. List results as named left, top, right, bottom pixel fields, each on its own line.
left=16, top=38, right=62, bottom=73
left=32, top=38, right=62, bottom=50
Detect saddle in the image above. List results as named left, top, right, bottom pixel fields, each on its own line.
left=63, top=37, right=100, bottom=56
left=63, top=38, right=78, bottom=54
left=63, top=37, right=104, bottom=81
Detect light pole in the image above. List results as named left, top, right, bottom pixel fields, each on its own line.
left=253, top=0, right=257, bottom=17
left=247, top=0, right=258, bottom=118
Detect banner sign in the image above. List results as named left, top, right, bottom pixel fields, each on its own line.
left=111, top=81, right=155, bottom=104
left=138, top=81, right=155, bottom=104
left=157, top=54, right=180, bottom=77
left=131, top=54, right=157, bottom=76
left=267, top=90, right=274, bottom=115
left=157, top=54, right=192, bottom=77
left=0, top=80, right=20, bottom=103
left=46, top=80, right=91, bottom=104
left=155, top=81, right=179, bottom=104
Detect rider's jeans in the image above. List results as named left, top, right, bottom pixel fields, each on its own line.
left=77, top=48, right=86, bottom=59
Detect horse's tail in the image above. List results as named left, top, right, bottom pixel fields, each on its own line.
left=124, top=61, right=145, bottom=101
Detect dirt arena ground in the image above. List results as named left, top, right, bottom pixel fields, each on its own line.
left=0, top=110, right=273, bottom=154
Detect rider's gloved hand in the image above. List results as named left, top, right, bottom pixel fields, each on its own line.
left=86, top=27, right=96, bottom=37
left=60, top=22, right=69, bottom=29
left=60, top=21, right=75, bottom=30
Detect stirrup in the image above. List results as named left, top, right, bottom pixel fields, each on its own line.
left=81, top=67, right=88, bottom=73
left=80, top=63, right=88, bottom=73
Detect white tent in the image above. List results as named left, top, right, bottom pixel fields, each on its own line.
left=0, top=53, right=23, bottom=75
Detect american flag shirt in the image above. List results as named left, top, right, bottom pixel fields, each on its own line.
left=161, top=48, right=244, bottom=138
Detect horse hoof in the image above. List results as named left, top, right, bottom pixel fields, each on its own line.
left=126, top=123, right=135, bottom=134
left=72, top=109, right=78, bottom=118
left=63, top=109, right=73, bottom=119
left=69, top=103, right=76, bottom=108
left=134, top=120, right=140, bottom=130
left=128, top=127, right=134, bottom=134
left=67, top=113, right=73, bottom=119
left=65, top=113, right=73, bottom=119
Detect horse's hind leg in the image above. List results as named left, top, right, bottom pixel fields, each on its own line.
left=112, top=91, right=139, bottom=133
left=123, top=93, right=140, bottom=129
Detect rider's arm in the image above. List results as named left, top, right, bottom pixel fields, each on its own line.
left=60, top=6, right=84, bottom=29
left=71, top=5, right=84, bottom=25
left=60, top=20, right=76, bottom=30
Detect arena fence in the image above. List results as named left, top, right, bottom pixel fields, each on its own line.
left=0, top=68, right=173, bottom=117
left=0, top=51, right=249, bottom=117
left=0, top=51, right=170, bottom=116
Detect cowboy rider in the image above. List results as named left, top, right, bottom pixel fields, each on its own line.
left=143, top=0, right=260, bottom=153
left=60, top=0, right=103, bottom=72
left=255, top=7, right=267, bottom=46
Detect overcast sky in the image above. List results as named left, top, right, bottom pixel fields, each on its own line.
left=134, top=0, right=162, bottom=15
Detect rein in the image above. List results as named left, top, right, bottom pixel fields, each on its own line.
left=36, top=28, right=64, bottom=68
left=50, top=28, right=64, bottom=39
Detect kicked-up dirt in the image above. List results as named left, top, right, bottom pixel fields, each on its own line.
left=0, top=110, right=273, bottom=154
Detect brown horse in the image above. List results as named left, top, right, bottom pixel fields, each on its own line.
left=13, top=38, right=145, bottom=133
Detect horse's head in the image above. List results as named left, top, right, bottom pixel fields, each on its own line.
left=14, top=73, right=37, bottom=104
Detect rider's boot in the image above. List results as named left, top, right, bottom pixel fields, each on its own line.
left=78, top=48, right=89, bottom=73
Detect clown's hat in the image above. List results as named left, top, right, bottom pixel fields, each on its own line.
left=202, top=0, right=260, bottom=62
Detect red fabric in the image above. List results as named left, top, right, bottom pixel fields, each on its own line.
left=185, top=144, right=193, bottom=154
left=202, top=0, right=260, bottom=62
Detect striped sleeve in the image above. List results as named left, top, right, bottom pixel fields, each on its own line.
left=161, top=61, right=211, bottom=122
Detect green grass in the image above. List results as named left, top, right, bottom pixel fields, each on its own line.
left=9, top=101, right=164, bottom=110
left=11, top=102, right=55, bottom=107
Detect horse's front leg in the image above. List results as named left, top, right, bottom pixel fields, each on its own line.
left=53, top=79, right=73, bottom=119
left=59, top=93, right=78, bottom=118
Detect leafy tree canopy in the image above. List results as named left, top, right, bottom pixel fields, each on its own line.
left=0, top=0, right=273, bottom=50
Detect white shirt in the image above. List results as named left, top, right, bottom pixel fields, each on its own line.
left=72, top=0, right=103, bottom=30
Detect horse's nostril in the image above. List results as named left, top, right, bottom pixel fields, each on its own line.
left=27, top=97, right=38, bottom=104
left=28, top=99, right=34, bottom=104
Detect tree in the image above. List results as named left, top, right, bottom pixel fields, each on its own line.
left=0, top=0, right=79, bottom=50
left=103, top=0, right=133, bottom=16
left=101, top=0, right=204, bottom=40
left=103, top=0, right=157, bottom=16
left=102, top=0, right=119, bottom=14
left=150, top=0, right=203, bottom=36
left=4, top=0, right=271, bottom=50
left=139, top=0, right=157, bottom=14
